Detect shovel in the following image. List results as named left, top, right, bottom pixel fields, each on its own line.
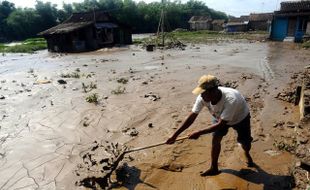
left=124, top=136, right=188, bottom=154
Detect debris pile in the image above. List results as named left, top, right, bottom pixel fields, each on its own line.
left=144, top=92, right=160, bottom=101
left=275, top=90, right=296, bottom=103
left=75, top=140, right=128, bottom=189
left=221, top=80, right=239, bottom=89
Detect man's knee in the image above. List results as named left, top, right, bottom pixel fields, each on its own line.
left=241, top=143, right=251, bottom=151
left=212, top=135, right=223, bottom=146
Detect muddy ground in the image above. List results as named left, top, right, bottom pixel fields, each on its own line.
left=0, top=40, right=309, bottom=190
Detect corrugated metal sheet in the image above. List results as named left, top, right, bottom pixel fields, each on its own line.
left=38, top=21, right=93, bottom=35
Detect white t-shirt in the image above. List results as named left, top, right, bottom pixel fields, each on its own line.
left=192, top=87, right=249, bottom=125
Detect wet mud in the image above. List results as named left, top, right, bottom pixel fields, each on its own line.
left=0, top=41, right=309, bottom=190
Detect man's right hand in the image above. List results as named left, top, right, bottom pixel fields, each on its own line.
left=166, top=136, right=177, bottom=144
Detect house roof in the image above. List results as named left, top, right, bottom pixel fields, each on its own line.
left=249, top=13, right=273, bottom=21
left=212, top=19, right=225, bottom=25
left=226, top=22, right=248, bottom=27
left=229, top=15, right=249, bottom=23
left=38, top=21, right=93, bottom=35
left=188, top=16, right=212, bottom=23
left=280, top=1, right=310, bottom=12
left=38, top=10, right=119, bottom=36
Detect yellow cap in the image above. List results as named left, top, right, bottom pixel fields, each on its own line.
left=192, top=75, right=219, bottom=95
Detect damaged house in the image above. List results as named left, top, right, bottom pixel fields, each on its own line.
left=212, top=19, right=225, bottom=31
left=270, top=1, right=310, bottom=42
left=224, top=16, right=249, bottom=32
left=38, top=10, right=132, bottom=52
left=188, top=16, right=212, bottom=30
left=248, top=13, right=273, bottom=31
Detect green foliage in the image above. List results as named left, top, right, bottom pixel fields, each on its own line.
left=0, top=38, right=47, bottom=53
left=302, top=41, right=310, bottom=49
left=85, top=93, right=99, bottom=104
left=0, top=0, right=228, bottom=41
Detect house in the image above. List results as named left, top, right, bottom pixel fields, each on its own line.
left=225, top=22, right=248, bottom=32
left=188, top=16, right=212, bottom=30
left=228, top=15, right=250, bottom=23
left=212, top=19, right=225, bottom=31
left=38, top=10, right=132, bottom=52
left=224, top=15, right=249, bottom=32
left=248, top=13, right=273, bottom=31
left=270, top=1, right=310, bottom=42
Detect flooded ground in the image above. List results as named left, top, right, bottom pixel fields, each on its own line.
left=0, top=41, right=309, bottom=190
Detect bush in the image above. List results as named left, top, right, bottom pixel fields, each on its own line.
left=302, top=41, right=310, bottom=49
left=86, top=93, right=99, bottom=104
left=0, top=38, right=47, bottom=53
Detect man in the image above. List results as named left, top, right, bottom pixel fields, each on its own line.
left=166, top=75, right=254, bottom=176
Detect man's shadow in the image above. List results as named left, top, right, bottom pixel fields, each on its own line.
left=111, top=163, right=157, bottom=190
left=221, top=163, right=295, bottom=190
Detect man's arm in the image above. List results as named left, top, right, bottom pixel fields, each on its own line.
left=166, top=112, right=198, bottom=144
left=188, top=118, right=227, bottom=139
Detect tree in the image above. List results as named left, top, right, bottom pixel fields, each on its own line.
left=6, top=8, right=41, bottom=40
left=0, top=1, right=15, bottom=41
left=35, top=0, right=58, bottom=30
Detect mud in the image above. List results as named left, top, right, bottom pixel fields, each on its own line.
left=0, top=41, right=310, bottom=190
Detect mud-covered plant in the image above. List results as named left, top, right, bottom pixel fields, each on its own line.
left=86, top=93, right=99, bottom=104
left=82, top=82, right=97, bottom=93
left=61, top=72, right=80, bottom=78
left=273, top=138, right=297, bottom=153
left=117, top=78, right=128, bottom=84
left=111, top=86, right=126, bottom=95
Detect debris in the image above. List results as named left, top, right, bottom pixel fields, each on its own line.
left=264, top=149, right=281, bottom=157
left=221, top=80, right=238, bottom=89
left=144, top=92, right=160, bottom=101
left=159, top=162, right=184, bottom=172
left=148, top=123, right=153, bottom=128
left=0, top=95, right=5, bottom=100
left=57, top=79, right=67, bottom=84
left=34, top=80, right=51, bottom=85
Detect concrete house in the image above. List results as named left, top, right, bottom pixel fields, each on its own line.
left=270, top=1, right=310, bottom=42
left=188, top=16, right=212, bottom=30
left=38, top=10, right=132, bottom=52
left=248, top=13, right=273, bottom=31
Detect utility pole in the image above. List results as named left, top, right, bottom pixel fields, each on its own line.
left=161, top=0, right=165, bottom=47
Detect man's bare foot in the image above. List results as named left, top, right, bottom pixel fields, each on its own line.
left=247, top=161, right=255, bottom=167
left=200, top=168, right=221, bottom=176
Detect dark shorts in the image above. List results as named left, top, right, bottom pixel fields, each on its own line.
left=213, top=114, right=253, bottom=145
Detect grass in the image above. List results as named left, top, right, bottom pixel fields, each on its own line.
left=134, top=30, right=269, bottom=46
left=0, top=38, right=47, bottom=53
left=302, top=40, right=310, bottom=49
left=85, top=93, right=99, bottom=104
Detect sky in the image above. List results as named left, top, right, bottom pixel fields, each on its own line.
left=5, top=0, right=296, bottom=17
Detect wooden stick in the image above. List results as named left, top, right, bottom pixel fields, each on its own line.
left=125, top=136, right=188, bottom=154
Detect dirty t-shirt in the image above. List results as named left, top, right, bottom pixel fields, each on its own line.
left=191, top=87, right=249, bottom=125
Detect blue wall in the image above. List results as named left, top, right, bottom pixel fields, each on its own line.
left=271, top=17, right=288, bottom=41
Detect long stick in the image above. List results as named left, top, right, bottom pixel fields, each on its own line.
left=125, top=136, right=188, bottom=154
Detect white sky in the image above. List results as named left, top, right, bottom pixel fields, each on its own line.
left=5, top=0, right=295, bottom=16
